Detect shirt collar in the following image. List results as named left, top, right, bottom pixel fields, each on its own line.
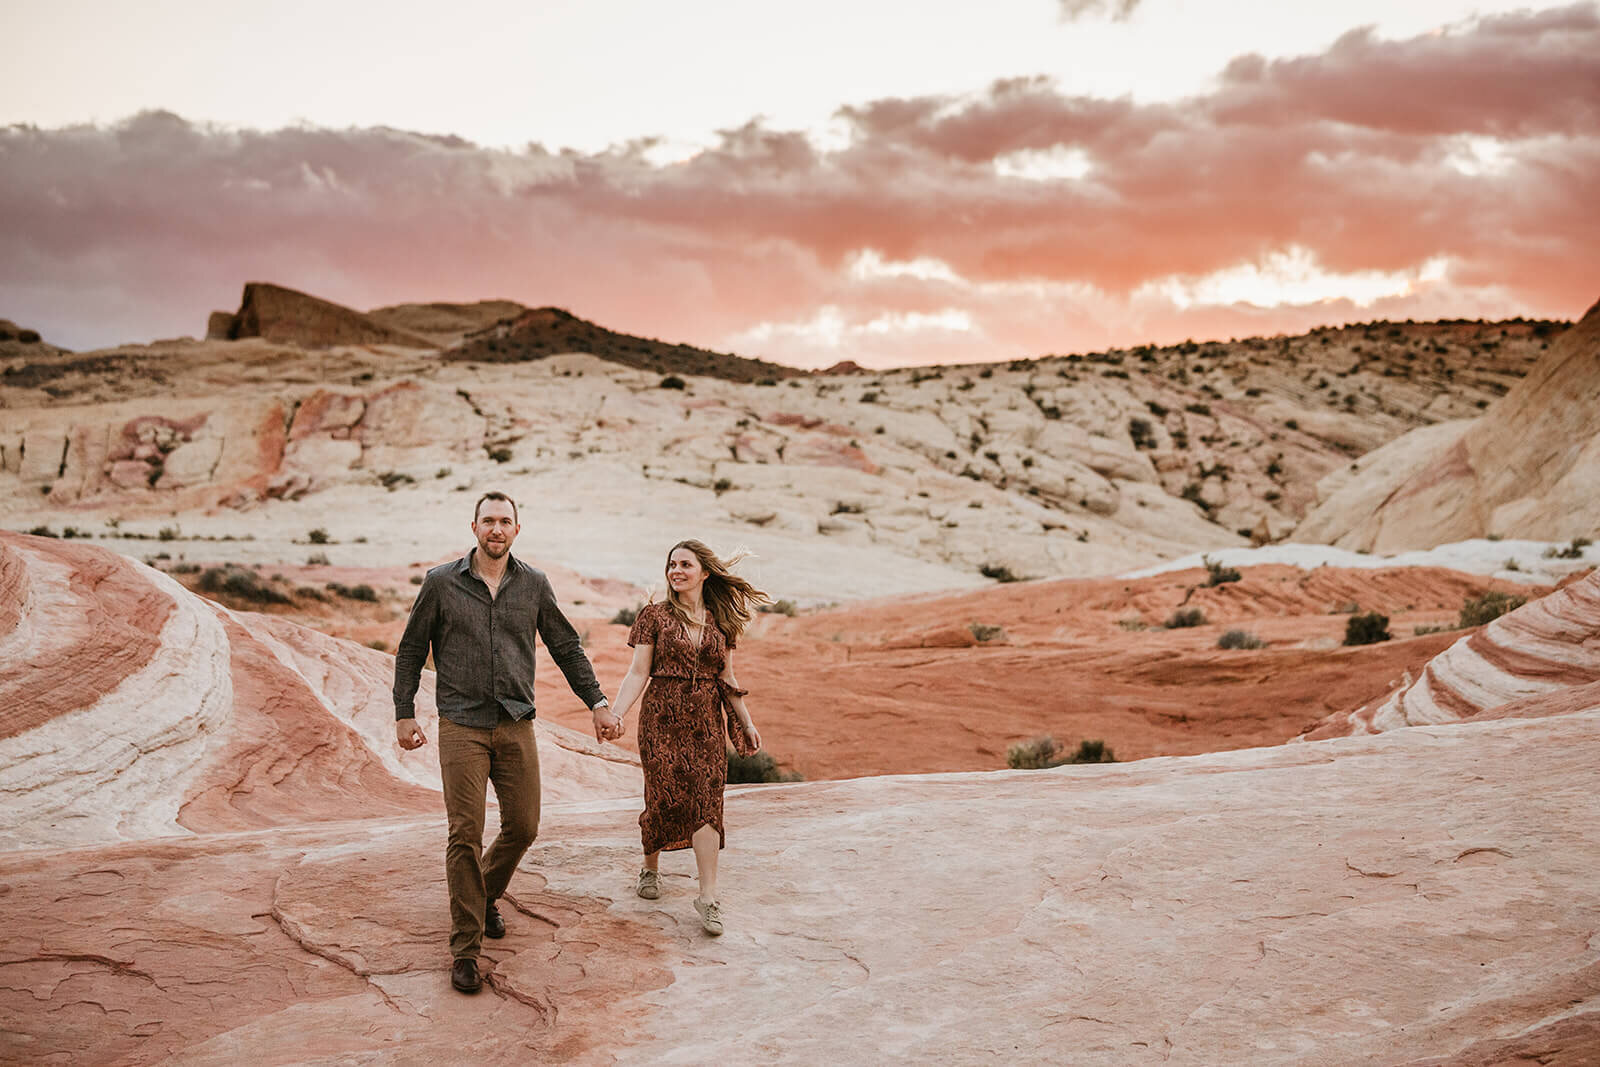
left=454, top=549, right=525, bottom=581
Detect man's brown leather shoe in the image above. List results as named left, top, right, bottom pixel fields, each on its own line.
left=485, top=901, right=506, bottom=939
left=451, top=957, right=482, bottom=994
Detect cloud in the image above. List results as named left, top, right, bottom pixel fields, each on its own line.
left=1, top=6, right=1596, bottom=364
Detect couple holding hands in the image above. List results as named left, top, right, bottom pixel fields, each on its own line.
left=393, top=491, right=766, bottom=994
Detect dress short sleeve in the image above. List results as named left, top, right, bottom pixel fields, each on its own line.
left=627, top=603, right=659, bottom=648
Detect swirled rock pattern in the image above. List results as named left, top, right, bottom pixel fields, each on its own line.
left=0, top=531, right=642, bottom=851
left=3, top=532, right=1599, bottom=1063
left=1302, top=570, right=1600, bottom=740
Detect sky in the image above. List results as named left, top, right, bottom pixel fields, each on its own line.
left=2, top=0, right=1597, bottom=365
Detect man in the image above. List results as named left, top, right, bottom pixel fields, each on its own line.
left=394, top=491, right=622, bottom=994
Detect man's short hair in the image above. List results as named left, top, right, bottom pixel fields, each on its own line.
left=474, top=491, right=518, bottom=525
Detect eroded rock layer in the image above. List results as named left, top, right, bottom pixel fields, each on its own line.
left=0, top=531, right=641, bottom=851
left=1302, top=570, right=1600, bottom=739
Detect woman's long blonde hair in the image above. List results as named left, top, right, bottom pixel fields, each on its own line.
left=661, top=540, right=770, bottom=644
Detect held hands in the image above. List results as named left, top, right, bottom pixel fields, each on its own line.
left=396, top=718, right=427, bottom=750
left=592, top=705, right=624, bottom=743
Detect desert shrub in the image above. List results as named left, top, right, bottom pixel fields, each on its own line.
left=1217, top=629, right=1265, bottom=650
left=1459, top=591, right=1527, bottom=629
left=380, top=471, right=415, bottom=491
left=1344, top=611, right=1391, bottom=646
left=611, top=606, right=639, bottom=626
left=1007, top=736, right=1062, bottom=769
left=1165, top=607, right=1206, bottom=628
left=170, top=562, right=202, bottom=574
left=409, top=574, right=424, bottom=585
left=1284, top=419, right=1300, bottom=430
left=307, top=528, right=331, bottom=544
left=726, top=749, right=802, bottom=783
left=487, top=447, right=513, bottom=463
left=980, top=563, right=1021, bottom=583
left=27, top=525, right=58, bottom=538
left=368, top=639, right=389, bottom=651
left=1117, top=617, right=1149, bottom=631
left=1203, top=555, right=1241, bottom=586
left=832, top=502, right=863, bottom=514
left=1504, top=558, right=1521, bottom=572
left=327, top=582, right=379, bottom=602
left=1145, top=400, right=1169, bottom=417
left=1543, top=537, right=1592, bottom=560
left=1414, top=623, right=1453, bottom=635
left=199, top=565, right=291, bottom=605
left=1007, top=736, right=1117, bottom=769
left=435, top=467, right=452, bottom=479
left=713, top=478, right=733, bottom=494
left=306, top=552, right=331, bottom=566
left=1128, top=417, right=1157, bottom=449
left=1064, top=739, right=1116, bottom=764
left=757, top=599, right=798, bottom=616
left=859, top=391, right=879, bottom=403
left=158, top=526, right=180, bottom=541
left=969, top=623, right=1006, bottom=643
left=659, top=375, right=686, bottom=390
left=1185, top=402, right=1212, bottom=416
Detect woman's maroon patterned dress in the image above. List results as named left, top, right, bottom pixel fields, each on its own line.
left=628, top=602, right=744, bottom=853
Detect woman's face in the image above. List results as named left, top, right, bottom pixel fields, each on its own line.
left=666, top=548, right=706, bottom=599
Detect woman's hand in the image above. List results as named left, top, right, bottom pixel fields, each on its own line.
left=742, top=718, right=761, bottom=752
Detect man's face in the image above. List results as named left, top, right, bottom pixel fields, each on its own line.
left=472, top=499, right=520, bottom=560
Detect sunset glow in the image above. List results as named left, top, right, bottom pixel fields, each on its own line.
left=1, top=0, right=1595, bottom=364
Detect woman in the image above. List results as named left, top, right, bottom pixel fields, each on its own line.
left=606, top=540, right=765, bottom=936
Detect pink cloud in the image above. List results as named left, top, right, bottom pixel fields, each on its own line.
left=1, top=5, right=1595, bottom=364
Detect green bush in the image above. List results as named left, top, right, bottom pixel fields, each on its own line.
left=611, top=606, right=639, bottom=626
left=1217, top=629, right=1265, bottom=650
left=659, top=375, right=686, bottom=390
left=158, top=526, right=180, bottom=541
left=969, top=623, right=1006, bottom=643
left=1165, top=607, right=1206, bottom=628
left=1344, top=611, right=1391, bottom=646
left=757, top=599, right=798, bottom=616
left=308, top=528, right=331, bottom=544
left=327, top=582, right=379, bottom=602
left=306, top=552, right=331, bottom=566
left=27, top=525, right=58, bottom=538
left=726, top=749, right=802, bottom=783
left=199, top=565, right=291, bottom=605
left=1459, top=591, right=1527, bottom=629
left=1543, top=537, right=1592, bottom=560
left=980, top=563, right=1021, bottom=583
left=1203, top=555, right=1241, bottom=586
left=487, top=446, right=513, bottom=463
left=1007, top=736, right=1117, bottom=769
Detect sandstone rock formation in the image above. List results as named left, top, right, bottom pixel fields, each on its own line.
left=1301, top=569, right=1600, bottom=739
left=1295, top=297, right=1600, bottom=550
left=444, top=305, right=803, bottom=382
left=366, top=298, right=529, bottom=347
left=226, top=282, right=435, bottom=349
left=0, top=531, right=640, bottom=852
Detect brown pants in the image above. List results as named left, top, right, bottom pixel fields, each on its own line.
left=438, top=715, right=541, bottom=960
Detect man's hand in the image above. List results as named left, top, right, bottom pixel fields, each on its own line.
left=397, top=718, right=427, bottom=750
left=592, top=706, right=623, bottom=743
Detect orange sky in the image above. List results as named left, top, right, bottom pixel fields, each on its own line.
left=1, top=3, right=1597, bottom=364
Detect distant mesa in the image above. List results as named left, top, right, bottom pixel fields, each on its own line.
left=443, top=305, right=804, bottom=383
left=367, top=298, right=529, bottom=348
left=1295, top=294, right=1600, bottom=550
left=819, top=360, right=868, bottom=375
left=210, top=282, right=435, bottom=350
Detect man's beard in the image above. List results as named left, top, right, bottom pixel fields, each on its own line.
left=480, top=538, right=510, bottom=558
